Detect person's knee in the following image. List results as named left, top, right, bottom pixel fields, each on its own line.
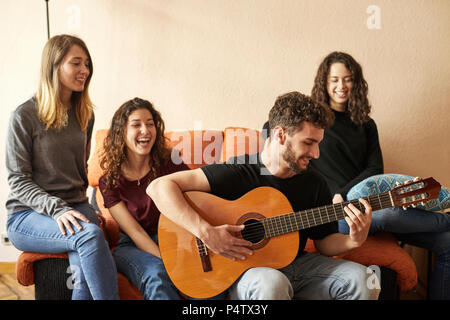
left=433, top=232, right=450, bottom=256
left=232, top=267, right=293, bottom=300
left=371, top=207, right=404, bottom=232
left=73, top=223, right=107, bottom=249
left=142, top=260, right=168, bottom=282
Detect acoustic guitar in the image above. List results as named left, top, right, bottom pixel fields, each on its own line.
left=158, top=177, right=441, bottom=298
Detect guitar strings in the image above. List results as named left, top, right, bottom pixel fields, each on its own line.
left=235, top=194, right=394, bottom=242
left=207, top=192, right=389, bottom=244
left=196, top=189, right=423, bottom=249
left=195, top=188, right=424, bottom=255
left=197, top=191, right=394, bottom=247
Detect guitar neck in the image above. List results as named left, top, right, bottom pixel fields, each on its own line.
left=262, top=191, right=393, bottom=238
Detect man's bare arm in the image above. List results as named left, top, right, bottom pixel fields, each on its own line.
left=147, top=168, right=253, bottom=260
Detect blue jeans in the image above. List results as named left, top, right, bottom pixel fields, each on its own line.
left=338, top=207, right=450, bottom=299
left=7, top=202, right=119, bottom=300
left=112, top=233, right=180, bottom=300
left=228, top=252, right=380, bottom=300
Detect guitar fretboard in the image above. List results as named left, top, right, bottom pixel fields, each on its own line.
left=261, top=191, right=393, bottom=239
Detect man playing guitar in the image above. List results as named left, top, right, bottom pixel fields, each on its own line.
left=148, top=91, right=379, bottom=300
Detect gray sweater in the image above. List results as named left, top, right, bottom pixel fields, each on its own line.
left=5, top=97, right=95, bottom=220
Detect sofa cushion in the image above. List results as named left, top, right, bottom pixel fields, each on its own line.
left=87, top=129, right=109, bottom=188
left=117, top=273, right=143, bottom=300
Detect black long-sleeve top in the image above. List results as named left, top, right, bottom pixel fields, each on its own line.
left=309, top=110, right=384, bottom=199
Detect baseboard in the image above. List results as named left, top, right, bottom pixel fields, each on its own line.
left=0, top=262, right=16, bottom=273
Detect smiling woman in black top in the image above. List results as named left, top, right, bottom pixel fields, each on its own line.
left=309, top=51, right=383, bottom=202
left=308, top=51, right=450, bottom=300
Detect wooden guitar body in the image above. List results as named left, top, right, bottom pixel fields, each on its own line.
left=158, top=187, right=298, bottom=299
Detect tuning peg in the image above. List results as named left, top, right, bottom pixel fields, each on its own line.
left=395, top=181, right=402, bottom=186
left=411, top=204, right=416, bottom=208
left=413, top=177, right=421, bottom=181
left=405, top=180, right=412, bottom=184
left=402, top=206, right=407, bottom=210
left=421, top=201, right=426, bottom=205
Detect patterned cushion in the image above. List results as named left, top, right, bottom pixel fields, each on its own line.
left=347, top=174, right=450, bottom=212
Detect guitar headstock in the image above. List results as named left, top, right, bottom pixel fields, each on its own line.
left=391, top=177, right=441, bottom=209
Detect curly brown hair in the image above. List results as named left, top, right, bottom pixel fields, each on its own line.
left=100, top=97, right=171, bottom=190
left=311, top=51, right=371, bottom=125
left=268, top=91, right=334, bottom=136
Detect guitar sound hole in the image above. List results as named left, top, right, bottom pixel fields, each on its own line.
left=241, top=219, right=265, bottom=244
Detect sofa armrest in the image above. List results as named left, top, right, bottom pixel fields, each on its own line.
left=16, top=252, right=68, bottom=286
left=16, top=209, right=116, bottom=287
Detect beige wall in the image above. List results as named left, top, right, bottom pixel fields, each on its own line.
left=1, top=0, right=449, bottom=261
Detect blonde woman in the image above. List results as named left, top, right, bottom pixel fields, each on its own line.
left=6, top=34, right=118, bottom=300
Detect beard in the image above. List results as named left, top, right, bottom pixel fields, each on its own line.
left=282, top=141, right=308, bottom=175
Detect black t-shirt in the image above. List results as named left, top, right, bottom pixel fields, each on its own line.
left=309, top=110, right=383, bottom=198
left=200, top=153, right=337, bottom=256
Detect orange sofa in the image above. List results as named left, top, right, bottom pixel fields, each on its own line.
left=16, top=127, right=417, bottom=299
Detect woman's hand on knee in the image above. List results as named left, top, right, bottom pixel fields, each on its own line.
left=56, top=210, right=91, bottom=235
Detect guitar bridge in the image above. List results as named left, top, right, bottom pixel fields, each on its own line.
left=195, top=237, right=212, bottom=272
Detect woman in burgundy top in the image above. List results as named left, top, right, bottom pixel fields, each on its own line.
left=99, top=97, right=189, bottom=299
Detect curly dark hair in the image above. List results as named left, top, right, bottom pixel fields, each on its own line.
left=268, top=91, right=334, bottom=136
left=100, top=97, right=171, bottom=190
left=311, top=51, right=371, bottom=125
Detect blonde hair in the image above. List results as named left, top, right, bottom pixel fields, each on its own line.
left=35, top=34, right=94, bottom=131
